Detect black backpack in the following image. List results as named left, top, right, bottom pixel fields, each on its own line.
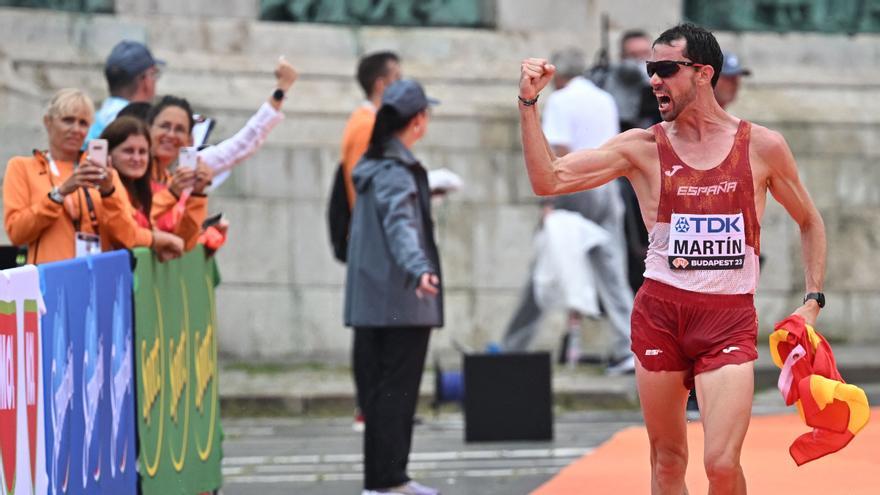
left=327, top=163, right=351, bottom=263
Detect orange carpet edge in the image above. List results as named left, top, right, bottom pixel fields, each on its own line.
left=532, top=408, right=879, bottom=495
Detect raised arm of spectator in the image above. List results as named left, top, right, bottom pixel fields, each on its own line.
left=197, top=57, right=298, bottom=175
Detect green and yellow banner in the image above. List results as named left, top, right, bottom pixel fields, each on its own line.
left=134, top=248, right=222, bottom=495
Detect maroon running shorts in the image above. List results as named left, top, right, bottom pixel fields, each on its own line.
left=631, top=278, right=759, bottom=390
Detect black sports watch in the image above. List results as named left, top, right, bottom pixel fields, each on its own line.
left=272, top=88, right=285, bottom=102
left=803, top=292, right=825, bottom=308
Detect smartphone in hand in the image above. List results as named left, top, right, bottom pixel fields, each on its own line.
left=202, top=212, right=223, bottom=229
left=87, top=139, right=108, bottom=167
left=178, top=147, right=198, bottom=170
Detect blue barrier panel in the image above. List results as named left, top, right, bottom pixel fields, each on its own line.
left=39, top=251, right=136, bottom=495
left=91, top=252, right=137, bottom=495
left=40, top=257, right=85, bottom=495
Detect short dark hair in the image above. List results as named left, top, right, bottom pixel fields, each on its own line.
left=148, top=95, right=194, bottom=132
left=653, top=23, right=723, bottom=87
left=356, top=51, right=399, bottom=98
left=100, top=116, right=154, bottom=219
left=106, top=67, right=140, bottom=97
left=117, top=101, right=152, bottom=123
left=620, top=30, right=649, bottom=55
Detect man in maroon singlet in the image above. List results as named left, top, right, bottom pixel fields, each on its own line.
left=517, top=23, right=826, bottom=495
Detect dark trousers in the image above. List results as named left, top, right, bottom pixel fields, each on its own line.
left=353, top=326, right=432, bottom=490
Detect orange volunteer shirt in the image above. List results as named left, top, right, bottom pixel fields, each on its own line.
left=339, top=104, right=377, bottom=208
left=3, top=152, right=152, bottom=264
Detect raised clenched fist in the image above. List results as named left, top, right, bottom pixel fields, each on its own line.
left=519, top=58, right=556, bottom=101
left=275, top=56, right=298, bottom=92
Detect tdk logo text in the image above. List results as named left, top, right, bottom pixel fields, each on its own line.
left=678, top=216, right=741, bottom=234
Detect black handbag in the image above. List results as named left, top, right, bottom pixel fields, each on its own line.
left=326, top=163, right=351, bottom=263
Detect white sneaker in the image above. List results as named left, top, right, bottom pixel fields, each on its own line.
left=605, top=355, right=635, bottom=376
left=362, top=481, right=440, bottom=495
left=406, top=481, right=440, bottom=495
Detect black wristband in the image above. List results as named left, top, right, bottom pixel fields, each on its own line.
left=803, top=292, right=825, bottom=308
left=100, top=186, right=116, bottom=198
left=272, top=88, right=285, bottom=102
left=518, top=94, right=539, bottom=106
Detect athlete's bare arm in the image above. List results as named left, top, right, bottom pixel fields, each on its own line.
left=519, top=58, right=647, bottom=196
left=753, top=125, right=826, bottom=325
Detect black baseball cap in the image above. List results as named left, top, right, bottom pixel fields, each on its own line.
left=105, top=40, right=164, bottom=84
left=380, top=79, right=439, bottom=118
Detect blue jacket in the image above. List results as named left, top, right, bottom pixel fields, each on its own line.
left=344, top=138, right=443, bottom=328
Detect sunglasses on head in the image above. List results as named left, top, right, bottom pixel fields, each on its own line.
left=646, top=60, right=705, bottom=78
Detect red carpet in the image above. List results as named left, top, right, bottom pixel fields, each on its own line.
left=533, top=408, right=879, bottom=494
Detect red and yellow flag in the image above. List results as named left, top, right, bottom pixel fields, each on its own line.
left=770, top=315, right=870, bottom=465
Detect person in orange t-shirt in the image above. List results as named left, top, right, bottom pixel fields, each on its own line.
left=146, top=95, right=212, bottom=251
left=101, top=116, right=184, bottom=261
left=340, top=51, right=401, bottom=208
left=3, top=89, right=170, bottom=264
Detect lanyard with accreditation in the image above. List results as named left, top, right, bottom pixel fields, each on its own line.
left=47, top=152, right=102, bottom=258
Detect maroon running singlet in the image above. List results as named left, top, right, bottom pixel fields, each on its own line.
left=631, top=120, right=760, bottom=387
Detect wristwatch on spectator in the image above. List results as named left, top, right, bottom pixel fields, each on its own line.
left=48, top=187, right=64, bottom=204
left=272, top=88, right=285, bottom=102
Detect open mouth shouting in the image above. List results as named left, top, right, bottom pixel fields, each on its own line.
left=655, top=92, right=672, bottom=113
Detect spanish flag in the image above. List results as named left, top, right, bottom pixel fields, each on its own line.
left=770, top=315, right=870, bottom=465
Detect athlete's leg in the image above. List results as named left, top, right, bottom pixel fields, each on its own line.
left=636, top=360, right=691, bottom=495
left=694, top=362, right=753, bottom=495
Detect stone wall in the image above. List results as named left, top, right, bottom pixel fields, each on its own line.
left=0, top=2, right=877, bottom=364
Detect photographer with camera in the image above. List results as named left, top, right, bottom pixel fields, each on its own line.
left=590, top=30, right=660, bottom=132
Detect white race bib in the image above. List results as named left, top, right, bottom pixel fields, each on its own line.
left=667, top=213, right=745, bottom=270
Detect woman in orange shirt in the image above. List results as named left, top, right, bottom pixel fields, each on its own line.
left=100, top=116, right=184, bottom=261
left=146, top=96, right=212, bottom=251
left=2, top=89, right=173, bottom=264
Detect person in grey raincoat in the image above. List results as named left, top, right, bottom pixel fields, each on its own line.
left=344, top=79, right=443, bottom=495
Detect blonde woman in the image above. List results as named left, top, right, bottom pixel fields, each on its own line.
left=3, top=88, right=180, bottom=264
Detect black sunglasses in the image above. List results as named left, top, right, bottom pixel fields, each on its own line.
left=646, top=60, right=705, bottom=78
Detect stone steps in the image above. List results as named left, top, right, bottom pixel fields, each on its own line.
left=3, top=5, right=880, bottom=363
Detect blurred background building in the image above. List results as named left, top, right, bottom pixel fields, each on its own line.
left=0, top=0, right=878, bottom=363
